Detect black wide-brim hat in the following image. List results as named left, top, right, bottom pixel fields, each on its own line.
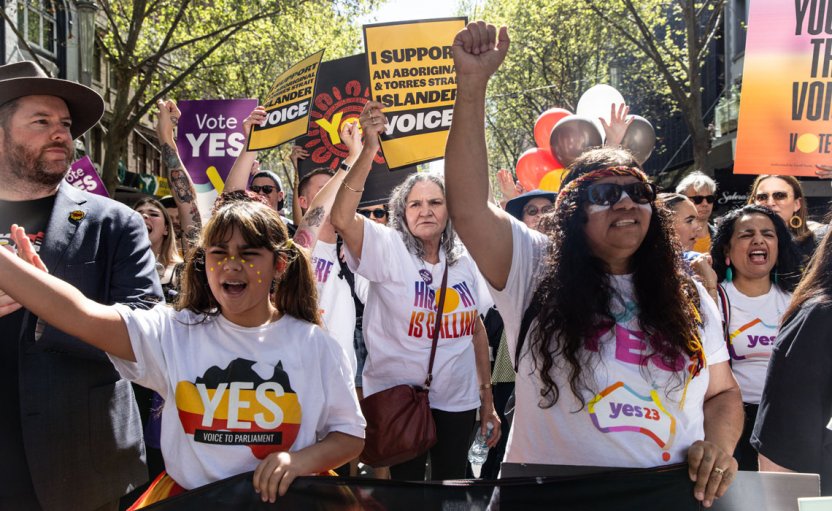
left=0, top=61, right=104, bottom=139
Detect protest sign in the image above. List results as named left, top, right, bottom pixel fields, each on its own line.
left=65, top=156, right=108, bottom=197
left=735, top=0, right=832, bottom=175
left=295, top=54, right=416, bottom=206
left=248, top=50, right=325, bottom=152
left=363, top=18, right=466, bottom=169
left=176, top=99, right=258, bottom=218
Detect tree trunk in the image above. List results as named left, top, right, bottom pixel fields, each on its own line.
left=102, top=127, right=130, bottom=197
left=101, top=69, right=136, bottom=197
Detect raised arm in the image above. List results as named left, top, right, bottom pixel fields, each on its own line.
left=0, top=226, right=134, bottom=361
left=289, top=146, right=307, bottom=224
left=444, top=22, right=514, bottom=290
left=601, top=103, right=632, bottom=147
left=224, top=106, right=266, bottom=193
left=157, top=99, right=201, bottom=251
left=292, top=122, right=361, bottom=250
left=329, top=101, right=387, bottom=261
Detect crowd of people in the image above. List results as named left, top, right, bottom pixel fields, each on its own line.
left=1, top=21, right=832, bottom=511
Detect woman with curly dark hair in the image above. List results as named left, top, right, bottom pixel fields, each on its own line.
left=444, top=21, right=743, bottom=509
left=751, top=227, right=832, bottom=495
left=706, top=205, right=801, bottom=471
left=746, top=175, right=829, bottom=264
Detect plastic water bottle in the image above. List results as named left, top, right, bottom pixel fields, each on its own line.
left=467, top=422, right=494, bottom=466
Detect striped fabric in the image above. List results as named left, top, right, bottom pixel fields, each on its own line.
left=127, top=472, right=186, bottom=510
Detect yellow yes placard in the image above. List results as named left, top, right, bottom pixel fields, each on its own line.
left=364, top=18, right=466, bottom=169
left=248, top=50, right=325, bottom=151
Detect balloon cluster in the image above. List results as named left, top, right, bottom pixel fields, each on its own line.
left=515, top=85, right=656, bottom=192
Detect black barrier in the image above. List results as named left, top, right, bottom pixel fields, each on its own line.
left=142, top=463, right=700, bottom=510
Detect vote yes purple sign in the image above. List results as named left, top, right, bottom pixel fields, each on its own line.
left=175, top=99, right=258, bottom=188
left=65, top=155, right=108, bottom=197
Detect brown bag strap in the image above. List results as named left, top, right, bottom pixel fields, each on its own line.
left=424, top=262, right=449, bottom=389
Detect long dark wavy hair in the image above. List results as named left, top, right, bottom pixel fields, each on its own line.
left=711, top=204, right=802, bottom=293
left=529, top=148, right=703, bottom=409
left=783, top=226, right=832, bottom=321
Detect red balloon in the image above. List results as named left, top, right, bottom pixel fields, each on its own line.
left=515, top=148, right=559, bottom=191
left=534, top=108, right=572, bottom=151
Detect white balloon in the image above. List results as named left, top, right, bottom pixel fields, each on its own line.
left=576, top=84, right=626, bottom=143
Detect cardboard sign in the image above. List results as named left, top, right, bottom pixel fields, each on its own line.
left=176, top=99, right=258, bottom=218
left=295, top=54, right=416, bottom=206
left=363, top=18, right=466, bottom=169
left=735, top=0, right=832, bottom=175
left=65, top=156, right=108, bottom=197
left=248, top=50, right=325, bottom=151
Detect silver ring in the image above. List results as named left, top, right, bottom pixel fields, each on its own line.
left=712, top=466, right=726, bottom=476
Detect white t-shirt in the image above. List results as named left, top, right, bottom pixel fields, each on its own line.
left=110, top=305, right=365, bottom=490
left=311, top=241, right=358, bottom=378
left=719, top=281, right=791, bottom=404
left=345, top=220, right=493, bottom=412
left=489, top=218, right=729, bottom=468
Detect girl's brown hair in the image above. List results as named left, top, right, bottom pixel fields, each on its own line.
left=177, top=200, right=320, bottom=325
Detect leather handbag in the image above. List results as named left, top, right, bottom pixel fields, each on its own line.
left=359, top=263, right=449, bottom=467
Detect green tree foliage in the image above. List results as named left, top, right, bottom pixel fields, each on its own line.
left=465, top=0, right=671, bottom=194
left=585, top=0, right=724, bottom=174
left=97, top=0, right=374, bottom=195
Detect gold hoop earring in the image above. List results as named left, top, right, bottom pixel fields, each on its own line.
left=789, top=215, right=803, bottom=229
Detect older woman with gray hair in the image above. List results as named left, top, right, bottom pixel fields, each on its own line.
left=331, top=100, right=500, bottom=481
left=676, top=171, right=718, bottom=253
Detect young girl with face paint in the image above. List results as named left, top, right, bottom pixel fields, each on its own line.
left=0, top=200, right=364, bottom=508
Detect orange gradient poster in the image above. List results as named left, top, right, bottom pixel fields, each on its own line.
left=735, top=0, right=832, bottom=175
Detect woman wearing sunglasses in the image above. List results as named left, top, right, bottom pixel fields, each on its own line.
left=676, top=171, right=718, bottom=253
left=357, top=205, right=389, bottom=225
left=504, top=190, right=555, bottom=232
left=444, top=22, right=742, bottom=508
left=709, top=205, right=801, bottom=472
left=746, top=175, right=828, bottom=265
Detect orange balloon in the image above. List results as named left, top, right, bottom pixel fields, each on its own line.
left=538, top=169, right=566, bottom=192
left=515, top=148, right=558, bottom=191
left=534, top=108, right=572, bottom=152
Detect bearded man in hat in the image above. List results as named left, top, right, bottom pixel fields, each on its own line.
left=0, top=61, right=161, bottom=510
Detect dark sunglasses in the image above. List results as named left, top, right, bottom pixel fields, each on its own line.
left=250, top=185, right=277, bottom=194
left=754, top=191, right=790, bottom=202
left=522, top=204, right=553, bottom=217
left=358, top=208, right=388, bottom=219
left=586, top=182, right=656, bottom=206
left=687, top=194, right=716, bottom=205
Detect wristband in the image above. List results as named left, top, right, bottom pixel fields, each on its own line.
left=339, top=161, right=352, bottom=173
left=479, top=383, right=493, bottom=391
left=343, top=182, right=364, bottom=193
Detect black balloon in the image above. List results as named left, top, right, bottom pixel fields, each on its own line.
left=621, top=115, right=656, bottom=165
left=549, top=116, right=603, bottom=167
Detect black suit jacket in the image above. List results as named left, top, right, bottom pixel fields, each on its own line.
left=14, top=184, right=162, bottom=511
